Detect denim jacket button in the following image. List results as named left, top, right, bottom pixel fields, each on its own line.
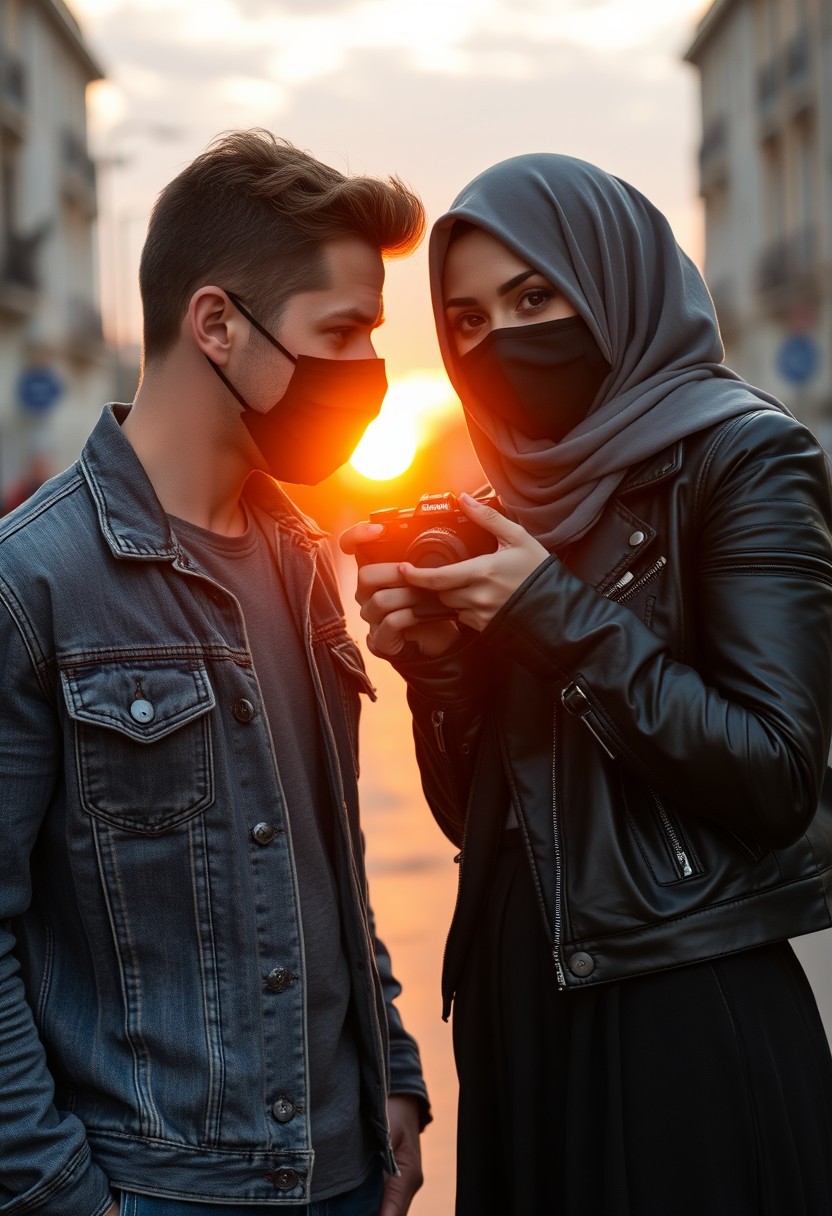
left=232, top=698, right=256, bottom=723
left=270, top=1168, right=300, bottom=1191
left=252, top=822, right=277, bottom=846
left=271, top=1096, right=297, bottom=1123
left=266, top=967, right=294, bottom=993
left=629, top=530, right=646, bottom=547
left=130, top=698, right=155, bottom=724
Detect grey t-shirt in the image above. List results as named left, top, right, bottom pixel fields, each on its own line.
left=170, top=505, right=374, bottom=1199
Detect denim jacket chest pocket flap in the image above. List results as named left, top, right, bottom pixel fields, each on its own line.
left=60, top=659, right=216, bottom=833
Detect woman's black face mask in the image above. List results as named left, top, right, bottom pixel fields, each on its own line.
left=459, top=316, right=611, bottom=443
left=206, top=292, right=387, bottom=485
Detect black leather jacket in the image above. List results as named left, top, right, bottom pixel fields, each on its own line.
left=394, top=410, right=832, bottom=1015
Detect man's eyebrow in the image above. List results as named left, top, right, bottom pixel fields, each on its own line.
left=319, top=305, right=385, bottom=327
left=445, top=269, right=539, bottom=310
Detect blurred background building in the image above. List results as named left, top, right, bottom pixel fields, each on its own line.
left=0, top=0, right=107, bottom=511
left=686, top=0, right=832, bottom=442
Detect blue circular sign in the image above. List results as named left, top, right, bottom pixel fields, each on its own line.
left=17, top=366, right=63, bottom=413
left=776, top=335, right=820, bottom=386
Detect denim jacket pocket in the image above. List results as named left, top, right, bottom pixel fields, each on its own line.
left=61, top=658, right=216, bottom=833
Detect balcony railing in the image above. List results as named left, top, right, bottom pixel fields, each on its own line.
left=786, top=29, right=811, bottom=88
left=67, top=296, right=104, bottom=347
left=61, top=128, right=97, bottom=194
left=699, top=114, right=727, bottom=172
left=1, top=50, right=25, bottom=108
left=758, top=59, right=779, bottom=114
left=756, top=227, right=817, bottom=294
left=1, top=229, right=44, bottom=290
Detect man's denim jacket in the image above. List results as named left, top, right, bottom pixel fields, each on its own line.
left=0, top=406, right=428, bottom=1214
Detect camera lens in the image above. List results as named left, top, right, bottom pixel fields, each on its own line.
left=406, top=528, right=470, bottom=567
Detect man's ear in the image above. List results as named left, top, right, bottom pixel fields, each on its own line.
left=188, top=287, right=242, bottom=366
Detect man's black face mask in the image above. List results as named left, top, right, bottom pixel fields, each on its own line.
left=459, top=316, right=611, bottom=443
left=206, top=292, right=388, bottom=485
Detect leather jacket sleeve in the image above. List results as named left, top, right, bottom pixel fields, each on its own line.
left=0, top=601, right=114, bottom=1216
left=392, top=635, right=492, bottom=847
left=395, top=412, right=832, bottom=852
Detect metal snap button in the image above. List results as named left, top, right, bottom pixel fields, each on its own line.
left=271, top=1096, right=296, bottom=1123
left=567, top=951, right=595, bottom=977
left=130, top=698, right=155, bottom=724
left=629, top=530, right=645, bottom=547
left=251, top=821, right=277, bottom=846
left=232, top=698, right=256, bottom=723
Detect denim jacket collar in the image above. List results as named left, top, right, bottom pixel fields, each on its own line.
left=80, top=404, right=326, bottom=561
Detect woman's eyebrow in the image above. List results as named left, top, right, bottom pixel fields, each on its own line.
left=445, top=268, right=540, bottom=310
left=497, top=269, right=537, bottom=296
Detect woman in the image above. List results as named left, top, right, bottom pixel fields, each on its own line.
left=342, top=154, right=832, bottom=1214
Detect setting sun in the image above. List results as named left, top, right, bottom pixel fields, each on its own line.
left=350, top=369, right=460, bottom=481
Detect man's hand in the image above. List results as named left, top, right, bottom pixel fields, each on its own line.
left=381, top=1095, right=424, bottom=1216
left=340, top=522, right=460, bottom=659
left=399, top=494, right=548, bottom=632
left=103, top=1202, right=119, bottom=1216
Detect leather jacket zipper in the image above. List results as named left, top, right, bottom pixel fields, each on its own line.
left=604, top=556, right=667, bottom=602
left=432, top=708, right=447, bottom=755
left=550, top=700, right=567, bottom=988
left=650, top=786, right=693, bottom=878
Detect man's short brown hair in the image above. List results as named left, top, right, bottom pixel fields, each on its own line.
left=139, top=129, right=425, bottom=360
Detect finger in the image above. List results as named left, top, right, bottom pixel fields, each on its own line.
left=380, top=1172, right=418, bottom=1216
left=399, top=557, right=483, bottom=592
left=356, top=563, right=408, bottom=604
left=458, top=492, right=526, bottom=544
left=361, top=586, right=437, bottom=625
left=369, top=606, right=431, bottom=655
left=339, top=521, right=384, bottom=555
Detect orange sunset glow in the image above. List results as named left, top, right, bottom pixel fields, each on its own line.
left=350, top=370, right=461, bottom=481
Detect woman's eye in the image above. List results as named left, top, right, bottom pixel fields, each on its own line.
left=453, top=313, right=485, bottom=334
left=519, top=289, right=552, bottom=312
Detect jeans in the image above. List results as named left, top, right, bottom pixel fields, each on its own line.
left=117, top=1163, right=385, bottom=1215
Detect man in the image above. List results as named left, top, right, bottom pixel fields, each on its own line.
left=0, top=130, right=428, bottom=1216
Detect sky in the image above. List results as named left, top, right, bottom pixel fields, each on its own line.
left=73, top=0, right=712, bottom=478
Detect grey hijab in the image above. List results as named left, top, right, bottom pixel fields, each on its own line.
left=429, top=153, right=788, bottom=549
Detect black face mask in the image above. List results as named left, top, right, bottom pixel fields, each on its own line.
left=459, top=316, right=611, bottom=443
left=206, top=292, right=388, bottom=485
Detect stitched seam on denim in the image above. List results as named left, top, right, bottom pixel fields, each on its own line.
left=91, top=820, right=164, bottom=1138
left=188, top=816, right=226, bottom=1147
left=0, top=580, right=53, bottom=701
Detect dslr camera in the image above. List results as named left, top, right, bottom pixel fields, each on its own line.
left=355, top=491, right=502, bottom=569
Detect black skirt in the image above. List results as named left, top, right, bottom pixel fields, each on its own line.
left=453, top=833, right=832, bottom=1216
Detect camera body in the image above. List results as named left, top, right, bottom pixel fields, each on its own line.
left=355, top=492, right=501, bottom=568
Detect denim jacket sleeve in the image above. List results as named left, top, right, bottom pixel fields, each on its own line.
left=0, top=601, right=114, bottom=1215
left=367, top=899, right=432, bottom=1129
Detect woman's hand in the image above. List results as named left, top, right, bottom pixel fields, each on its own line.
left=339, top=523, right=461, bottom=658
left=399, top=494, right=548, bottom=632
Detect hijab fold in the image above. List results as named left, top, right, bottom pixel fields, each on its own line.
left=429, top=154, right=789, bottom=549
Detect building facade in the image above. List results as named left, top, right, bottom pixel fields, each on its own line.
left=685, top=0, right=832, bottom=441
left=0, top=0, right=107, bottom=508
